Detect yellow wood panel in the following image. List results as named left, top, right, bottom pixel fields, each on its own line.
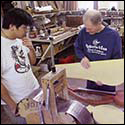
left=56, top=59, right=124, bottom=86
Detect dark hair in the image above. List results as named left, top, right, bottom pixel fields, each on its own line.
left=2, top=8, right=33, bottom=29
left=1, top=1, right=14, bottom=14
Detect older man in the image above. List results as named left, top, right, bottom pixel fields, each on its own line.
left=74, top=9, right=122, bottom=92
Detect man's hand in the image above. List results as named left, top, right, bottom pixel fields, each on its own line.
left=22, top=37, right=33, bottom=48
left=1, top=83, right=19, bottom=116
left=81, top=57, right=90, bottom=69
left=9, top=103, right=19, bottom=116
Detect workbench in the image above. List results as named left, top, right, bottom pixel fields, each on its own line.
left=32, top=58, right=124, bottom=109
left=21, top=65, right=124, bottom=124
left=31, top=28, right=79, bottom=63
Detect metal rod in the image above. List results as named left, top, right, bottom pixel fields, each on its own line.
left=50, top=37, right=55, bottom=68
left=46, top=85, right=50, bottom=111
left=48, top=29, right=56, bottom=73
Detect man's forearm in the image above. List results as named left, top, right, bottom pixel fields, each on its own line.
left=75, top=47, right=85, bottom=60
left=22, top=37, right=37, bottom=65
left=1, top=83, right=17, bottom=113
left=28, top=46, right=36, bottom=65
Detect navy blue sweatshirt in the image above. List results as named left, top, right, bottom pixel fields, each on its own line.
left=74, top=26, right=122, bottom=61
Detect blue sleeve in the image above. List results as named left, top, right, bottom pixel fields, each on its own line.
left=112, top=32, right=122, bottom=59
left=74, top=31, right=85, bottom=59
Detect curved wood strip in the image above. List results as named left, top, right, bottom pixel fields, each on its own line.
left=56, top=59, right=124, bottom=86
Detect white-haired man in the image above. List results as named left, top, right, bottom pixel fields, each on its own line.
left=74, top=9, right=122, bottom=92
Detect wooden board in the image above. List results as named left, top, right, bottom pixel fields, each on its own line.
left=56, top=59, right=124, bottom=86
left=87, top=105, right=124, bottom=124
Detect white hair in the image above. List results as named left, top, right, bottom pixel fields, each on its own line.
left=83, top=9, right=103, bottom=25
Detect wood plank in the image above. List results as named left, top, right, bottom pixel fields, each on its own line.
left=56, top=59, right=124, bottom=86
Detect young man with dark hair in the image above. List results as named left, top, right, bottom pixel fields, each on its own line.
left=74, top=9, right=122, bottom=92
left=1, top=8, right=40, bottom=124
